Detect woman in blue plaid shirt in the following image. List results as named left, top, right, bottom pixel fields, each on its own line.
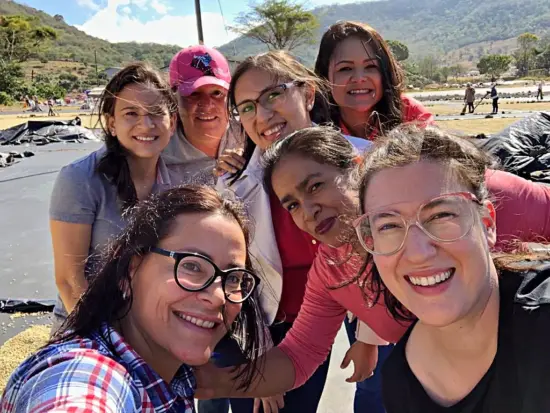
left=1, top=186, right=267, bottom=412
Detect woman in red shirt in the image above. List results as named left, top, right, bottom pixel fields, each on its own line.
left=315, top=21, right=433, bottom=140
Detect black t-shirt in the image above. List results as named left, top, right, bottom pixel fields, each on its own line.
left=382, top=263, right=550, bottom=413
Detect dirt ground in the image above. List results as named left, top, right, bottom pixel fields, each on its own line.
left=436, top=118, right=518, bottom=135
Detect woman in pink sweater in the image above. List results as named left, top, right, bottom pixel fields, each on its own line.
left=196, top=126, right=550, bottom=400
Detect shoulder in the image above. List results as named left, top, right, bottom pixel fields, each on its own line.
left=2, top=338, right=139, bottom=412
left=56, top=147, right=107, bottom=184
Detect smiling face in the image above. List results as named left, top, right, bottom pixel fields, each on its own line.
left=271, top=154, right=358, bottom=246
left=125, top=211, right=245, bottom=371
left=108, top=83, right=176, bottom=159
left=177, top=84, right=229, bottom=142
left=234, top=68, right=314, bottom=150
left=328, top=36, right=384, bottom=118
left=363, top=160, right=498, bottom=328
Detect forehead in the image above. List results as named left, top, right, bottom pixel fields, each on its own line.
left=234, top=68, right=282, bottom=100
left=331, top=36, right=376, bottom=64
left=364, top=160, right=469, bottom=212
left=161, top=212, right=247, bottom=265
left=115, top=83, right=164, bottom=109
left=272, top=155, right=342, bottom=192
left=192, top=84, right=227, bottom=95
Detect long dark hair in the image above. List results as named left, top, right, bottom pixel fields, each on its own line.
left=227, top=51, right=331, bottom=184
left=50, top=185, right=267, bottom=388
left=96, top=62, right=177, bottom=212
left=314, top=21, right=404, bottom=136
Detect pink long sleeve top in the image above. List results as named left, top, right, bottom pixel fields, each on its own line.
left=278, top=169, right=550, bottom=389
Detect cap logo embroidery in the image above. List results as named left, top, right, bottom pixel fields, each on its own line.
left=191, top=53, right=214, bottom=76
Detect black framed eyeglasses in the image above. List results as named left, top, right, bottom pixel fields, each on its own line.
left=149, top=247, right=260, bottom=304
left=231, top=81, right=305, bottom=120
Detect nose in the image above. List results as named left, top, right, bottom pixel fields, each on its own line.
left=400, top=224, right=437, bottom=263
left=198, top=278, right=226, bottom=307
left=140, top=114, right=155, bottom=129
left=302, top=199, right=320, bottom=222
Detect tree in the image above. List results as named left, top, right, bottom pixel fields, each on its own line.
left=449, top=64, right=464, bottom=81
left=230, top=0, right=319, bottom=51
left=417, top=56, right=439, bottom=81
left=477, top=54, right=512, bottom=78
left=438, top=66, right=451, bottom=82
left=514, top=32, right=539, bottom=76
left=0, top=15, right=57, bottom=63
left=0, top=61, right=25, bottom=97
left=387, top=40, right=409, bottom=61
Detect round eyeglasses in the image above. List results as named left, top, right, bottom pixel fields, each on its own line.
left=149, top=247, right=260, bottom=304
left=352, top=192, right=482, bottom=256
left=231, top=81, right=304, bottom=120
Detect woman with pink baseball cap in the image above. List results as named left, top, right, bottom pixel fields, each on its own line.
left=162, top=45, right=244, bottom=185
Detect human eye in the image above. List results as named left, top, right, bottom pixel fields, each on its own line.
left=337, top=65, right=352, bottom=72
left=373, top=215, right=403, bottom=233
left=426, top=210, right=459, bottom=223
left=309, top=182, right=323, bottom=193
left=180, top=260, right=203, bottom=273
left=213, top=90, right=226, bottom=98
left=239, top=103, right=255, bottom=114
left=124, top=111, right=139, bottom=117
left=285, top=201, right=299, bottom=213
left=266, top=89, right=284, bottom=101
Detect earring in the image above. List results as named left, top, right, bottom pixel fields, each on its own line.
left=307, top=103, right=313, bottom=111
left=372, top=92, right=376, bottom=99
left=110, top=129, right=116, bottom=136
left=122, top=291, right=127, bottom=300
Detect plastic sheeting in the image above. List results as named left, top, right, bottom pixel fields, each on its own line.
left=0, top=117, right=100, bottom=146
left=0, top=299, right=55, bottom=314
left=480, top=112, right=550, bottom=183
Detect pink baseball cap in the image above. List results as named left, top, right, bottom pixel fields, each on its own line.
left=169, top=45, right=231, bottom=97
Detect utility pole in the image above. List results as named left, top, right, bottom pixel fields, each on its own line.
left=95, top=50, right=99, bottom=86
left=194, top=0, right=204, bottom=45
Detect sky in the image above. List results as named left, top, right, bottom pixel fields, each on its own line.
left=19, top=0, right=362, bottom=47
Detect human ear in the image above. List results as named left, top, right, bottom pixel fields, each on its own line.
left=481, top=200, right=497, bottom=248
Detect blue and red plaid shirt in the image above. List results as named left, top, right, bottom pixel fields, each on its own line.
left=1, top=323, right=196, bottom=412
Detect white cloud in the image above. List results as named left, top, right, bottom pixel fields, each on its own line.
left=309, top=0, right=374, bottom=5
left=150, top=0, right=168, bottom=14
left=77, top=0, right=101, bottom=11
left=76, top=0, right=237, bottom=47
left=121, top=6, right=132, bottom=14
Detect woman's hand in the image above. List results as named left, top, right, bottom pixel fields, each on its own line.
left=213, top=148, right=246, bottom=177
left=340, top=341, right=378, bottom=383
left=253, top=394, right=285, bottom=413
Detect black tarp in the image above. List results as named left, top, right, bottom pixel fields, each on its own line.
left=480, top=112, right=550, bottom=183
left=0, top=117, right=100, bottom=146
left=0, top=299, right=55, bottom=314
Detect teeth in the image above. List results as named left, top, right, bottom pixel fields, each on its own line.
left=263, top=124, right=285, bottom=136
left=135, top=136, right=156, bottom=141
left=175, top=312, right=216, bottom=329
left=349, top=89, right=371, bottom=95
left=409, top=270, right=452, bottom=287
left=198, top=116, right=216, bottom=120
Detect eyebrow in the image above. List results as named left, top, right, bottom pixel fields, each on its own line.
left=181, top=248, right=244, bottom=270
left=279, top=173, right=322, bottom=205
left=334, top=58, right=377, bottom=65
left=120, top=105, right=140, bottom=111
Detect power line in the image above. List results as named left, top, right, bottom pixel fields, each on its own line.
left=216, top=0, right=237, bottom=56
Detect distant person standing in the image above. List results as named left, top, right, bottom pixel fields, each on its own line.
left=537, top=81, right=544, bottom=100
left=489, top=83, right=499, bottom=114
left=47, top=98, right=57, bottom=117
left=464, top=83, right=476, bottom=113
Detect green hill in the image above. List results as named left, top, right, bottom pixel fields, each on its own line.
left=0, top=0, right=181, bottom=68
left=1, top=0, right=549, bottom=70
left=219, top=0, right=550, bottom=65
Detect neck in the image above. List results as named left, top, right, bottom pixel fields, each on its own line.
left=418, top=274, right=500, bottom=361
left=118, top=316, right=180, bottom=383
left=126, top=155, right=158, bottom=200
left=186, top=131, right=222, bottom=158
left=340, top=108, right=372, bottom=139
